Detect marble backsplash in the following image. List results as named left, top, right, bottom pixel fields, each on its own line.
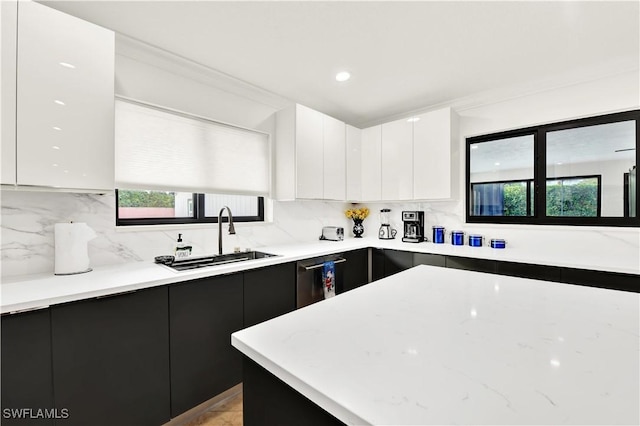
left=1, top=190, right=639, bottom=278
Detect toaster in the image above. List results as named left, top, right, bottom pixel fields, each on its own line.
left=319, top=226, right=344, bottom=241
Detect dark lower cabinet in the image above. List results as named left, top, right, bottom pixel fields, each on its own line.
left=1, top=309, right=54, bottom=426
left=340, top=249, right=369, bottom=293
left=243, top=357, right=343, bottom=426
left=496, top=261, right=563, bottom=282
left=244, top=263, right=296, bottom=328
left=383, top=249, right=414, bottom=277
left=371, top=249, right=385, bottom=281
left=561, top=268, right=639, bottom=293
left=413, top=253, right=446, bottom=268
left=445, top=256, right=497, bottom=274
left=51, top=287, right=170, bottom=426
left=170, top=273, right=244, bottom=417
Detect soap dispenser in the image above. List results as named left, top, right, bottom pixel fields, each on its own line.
left=174, top=233, right=192, bottom=259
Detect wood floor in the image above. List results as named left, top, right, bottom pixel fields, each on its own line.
left=185, top=392, right=243, bottom=426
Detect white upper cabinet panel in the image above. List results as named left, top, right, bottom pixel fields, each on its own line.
left=381, top=118, right=413, bottom=200
left=413, top=107, right=459, bottom=200
left=295, top=104, right=324, bottom=199
left=322, top=114, right=346, bottom=200
left=361, top=125, right=382, bottom=201
left=1, top=1, right=17, bottom=185
left=345, top=125, right=362, bottom=201
left=275, top=103, right=347, bottom=201
left=16, top=1, right=114, bottom=190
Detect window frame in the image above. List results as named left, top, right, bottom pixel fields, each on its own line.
left=466, top=109, right=640, bottom=227
left=115, top=190, right=265, bottom=226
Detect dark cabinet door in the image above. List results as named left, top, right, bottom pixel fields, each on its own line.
left=384, top=249, right=414, bottom=277
left=170, top=273, right=243, bottom=417
left=1, top=309, right=54, bottom=426
left=340, top=249, right=369, bottom=293
left=445, top=256, right=497, bottom=274
left=244, top=263, right=296, bottom=328
left=51, top=287, right=170, bottom=426
left=561, top=268, right=639, bottom=293
left=413, top=253, right=446, bottom=268
left=372, top=248, right=385, bottom=281
left=496, top=261, right=563, bottom=282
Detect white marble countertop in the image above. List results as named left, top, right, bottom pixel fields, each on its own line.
left=2, top=236, right=638, bottom=314
left=232, top=265, right=640, bottom=425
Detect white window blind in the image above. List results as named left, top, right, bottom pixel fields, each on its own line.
left=115, top=99, right=270, bottom=196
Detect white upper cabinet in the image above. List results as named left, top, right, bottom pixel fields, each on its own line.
left=295, top=104, right=324, bottom=199
left=345, top=125, right=362, bottom=201
left=275, top=103, right=346, bottom=200
left=1, top=1, right=18, bottom=185
left=413, top=107, right=459, bottom=200
left=322, top=114, right=346, bottom=200
left=7, top=1, right=115, bottom=191
left=381, top=118, right=413, bottom=200
left=360, top=125, right=382, bottom=201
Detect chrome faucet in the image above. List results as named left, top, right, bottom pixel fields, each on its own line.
left=218, top=206, right=235, bottom=255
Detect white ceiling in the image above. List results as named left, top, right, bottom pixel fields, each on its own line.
left=41, top=1, right=639, bottom=128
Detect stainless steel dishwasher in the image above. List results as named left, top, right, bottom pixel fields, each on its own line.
left=296, top=255, right=346, bottom=308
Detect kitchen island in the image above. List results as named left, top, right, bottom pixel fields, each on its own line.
left=231, top=265, right=639, bottom=425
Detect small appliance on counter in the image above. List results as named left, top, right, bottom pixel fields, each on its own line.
left=401, top=211, right=425, bottom=243
left=378, top=209, right=397, bottom=240
left=319, top=226, right=344, bottom=241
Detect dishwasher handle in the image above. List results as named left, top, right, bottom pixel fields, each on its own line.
left=301, top=257, right=346, bottom=271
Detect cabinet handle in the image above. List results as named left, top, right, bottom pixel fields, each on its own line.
left=5, top=305, right=50, bottom=315
left=301, top=258, right=347, bottom=271
left=95, top=289, right=138, bottom=300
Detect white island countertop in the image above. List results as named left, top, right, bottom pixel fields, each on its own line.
left=232, top=265, right=640, bottom=425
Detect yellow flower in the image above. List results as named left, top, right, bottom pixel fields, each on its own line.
left=345, top=206, right=369, bottom=220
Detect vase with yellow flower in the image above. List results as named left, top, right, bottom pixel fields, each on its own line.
left=345, top=206, right=370, bottom=238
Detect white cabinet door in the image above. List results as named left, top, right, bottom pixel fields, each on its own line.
left=322, top=114, right=346, bottom=200
left=345, top=125, right=362, bottom=201
left=16, top=1, right=114, bottom=190
left=413, top=107, right=459, bottom=200
left=361, top=126, right=382, bottom=201
left=1, top=1, right=17, bottom=185
left=295, top=104, right=323, bottom=199
left=381, top=118, right=413, bottom=200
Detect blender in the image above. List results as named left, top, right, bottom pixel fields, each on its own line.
left=378, top=209, right=397, bottom=239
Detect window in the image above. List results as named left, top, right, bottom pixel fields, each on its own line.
left=467, top=110, right=639, bottom=226
left=114, top=98, right=270, bottom=226
left=116, top=190, right=264, bottom=226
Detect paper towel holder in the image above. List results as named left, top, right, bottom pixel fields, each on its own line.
left=54, top=222, right=97, bottom=275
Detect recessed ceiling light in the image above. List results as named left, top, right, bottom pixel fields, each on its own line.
left=407, top=117, right=420, bottom=123
left=335, top=71, right=351, bottom=82
left=54, top=100, right=65, bottom=106
left=52, top=145, right=61, bottom=150
left=59, top=62, right=76, bottom=69
left=53, top=126, right=62, bottom=131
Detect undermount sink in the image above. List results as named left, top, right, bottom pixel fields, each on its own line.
left=166, top=251, right=279, bottom=271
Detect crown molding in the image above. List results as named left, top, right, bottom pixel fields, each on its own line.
left=115, top=33, right=291, bottom=112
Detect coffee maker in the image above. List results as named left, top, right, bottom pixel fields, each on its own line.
left=402, top=211, right=425, bottom=243
left=378, top=209, right=397, bottom=240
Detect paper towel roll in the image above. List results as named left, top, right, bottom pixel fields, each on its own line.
left=55, top=222, right=97, bottom=275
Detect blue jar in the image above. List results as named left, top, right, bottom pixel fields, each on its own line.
left=469, top=235, right=483, bottom=247
left=491, top=239, right=506, bottom=249
left=432, top=226, right=445, bottom=244
left=451, top=231, right=464, bottom=246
